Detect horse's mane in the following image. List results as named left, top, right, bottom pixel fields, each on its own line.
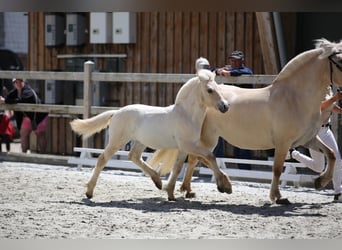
left=175, top=69, right=215, bottom=104
left=275, top=38, right=341, bottom=82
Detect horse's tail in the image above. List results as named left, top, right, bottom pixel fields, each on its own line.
left=148, top=149, right=180, bottom=176
left=70, top=110, right=117, bottom=139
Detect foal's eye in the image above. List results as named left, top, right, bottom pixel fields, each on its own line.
left=207, top=88, right=213, bottom=94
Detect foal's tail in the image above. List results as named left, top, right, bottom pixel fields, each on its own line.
left=148, top=149, right=179, bottom=176
left=70, top=110, right=117, bottom=139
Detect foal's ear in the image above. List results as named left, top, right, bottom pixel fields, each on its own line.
left=197, top=69, right=213, bottom=82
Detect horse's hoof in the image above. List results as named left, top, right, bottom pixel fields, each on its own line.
left=154, top=180, right=163, bottom=190
left=217, top=186, right=232, bottom=194
left=275, top=198, right=291, bottom=205
left=85, top=192, right=93, bottom=199
left=314, top=177, right=323, bottom=190
left=185, top=192, right=196, bottom=199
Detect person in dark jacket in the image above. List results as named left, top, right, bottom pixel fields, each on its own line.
left=212, top=51, right=254, bottom=169
left=0, top=78, right=48, bottom=153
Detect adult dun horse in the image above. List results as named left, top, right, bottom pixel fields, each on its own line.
left=70, top=69, right=230, bottom=200
left=149, top=38, right=342, bottom=204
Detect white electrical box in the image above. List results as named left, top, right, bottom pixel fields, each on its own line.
left=90, top=12, right=112, bottom=44
left=112, top=12, right=136, bottom=44
left=45, top=80, right=63, bottom=104
left=45, top=14, right=65, bottom=46
left=66, top=13, right=86, bottom=46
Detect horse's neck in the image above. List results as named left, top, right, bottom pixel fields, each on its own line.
left=274, top=50, right=330, bottom=99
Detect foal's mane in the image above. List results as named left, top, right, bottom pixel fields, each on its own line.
left=274, top=38, right=340, bottom=82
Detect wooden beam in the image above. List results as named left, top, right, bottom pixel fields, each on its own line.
left=255, top=12, right=280, bottom=74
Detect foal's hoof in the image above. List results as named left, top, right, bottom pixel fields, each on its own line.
left=85, top=192, right=93, bottom=199
left=168, top=196, right=177, bottom=201
left=275, top=198, right=291, bottom=205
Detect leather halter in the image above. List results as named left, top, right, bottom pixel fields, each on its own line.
left=328, top=51, right=342, bottom=84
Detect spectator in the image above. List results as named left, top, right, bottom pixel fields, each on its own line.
left=0, top=110, right=15, bottom=152
left=0, top=78, right=48, bottom=153
left=213, top=51, right=254, bottom=169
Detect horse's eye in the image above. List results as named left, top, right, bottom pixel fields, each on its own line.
left=207, top=88, right=213, bottom=94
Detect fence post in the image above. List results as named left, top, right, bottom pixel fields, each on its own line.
left=83, top=60, right=95, bottom=148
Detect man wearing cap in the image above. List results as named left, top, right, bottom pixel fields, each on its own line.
left=0, top=78, right=48, bottom=153
left=213, top=51, right=254, bottom=168
left=215, top=50, right=253, bottom=77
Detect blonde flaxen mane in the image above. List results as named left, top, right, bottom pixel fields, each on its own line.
left=275, top=38, right=340, bottom=82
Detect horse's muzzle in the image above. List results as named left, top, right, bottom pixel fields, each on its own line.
left=218, top=101, right=229, bottom=113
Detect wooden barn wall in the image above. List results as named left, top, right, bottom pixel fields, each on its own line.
left=27, top=12, right=265, bottom=155
left=28, top=12, right=264, bottom=107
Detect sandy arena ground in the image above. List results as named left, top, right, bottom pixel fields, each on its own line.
left=0, top=161, right=341, bottom=239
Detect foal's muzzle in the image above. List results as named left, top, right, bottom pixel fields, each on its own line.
left=218, top=100, right=229, bottom=113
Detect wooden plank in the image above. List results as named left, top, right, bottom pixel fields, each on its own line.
left=199, top=12, right=209, bottom=59
left=226, top=13, right=235, bottom=61
left=255, top=12, right=280, bottom=74
left=216, top=12, right=226, bottom=66
left=190, top=12, right=200, bottom=72
left=208, top=13, right=217, bottom=65
left=141, top=13, right=151, bottom=105
left=65, top=117, right=74, bottom=155
left=158, top=12, right=167, bottom=107
left=150, top=12, right=159, bottom=106
left=166, top=12, right=175, bottom=105
left=51, top=116, right=58, bottom=154
left=58, top=117, right=66, bottom=154
left=235, top=13, right=245, bottom=52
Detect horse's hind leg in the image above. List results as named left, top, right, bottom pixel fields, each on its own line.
left=128, top=141, right=162, bottom=190
left=86, top=145, right=119, bottom=199
left=163, top=151, right=188, bottom=201
left=180, top=155, right=199, bottom=198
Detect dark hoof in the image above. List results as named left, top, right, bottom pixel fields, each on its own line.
left=217, top=186, right=224, bottom=193
left=168, top=197, right=177, bottom=201
left=276, top=198, right=291, bottom=205
left=185, top=192, right=196, bottom=199
left=86, top=193, right=93, bottom=199
left=154, top=181, right=163, bottom=190
left=217, top=186, right=232, bottom=194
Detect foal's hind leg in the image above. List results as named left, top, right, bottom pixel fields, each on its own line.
left=128, top=141, right=162, bottom=190
left=86, top=145, right=120, bottom=199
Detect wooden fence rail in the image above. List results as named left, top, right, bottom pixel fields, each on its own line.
left=0, top=62, right=276, bottom=151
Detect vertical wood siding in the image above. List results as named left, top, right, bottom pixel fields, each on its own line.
left=28, top=12, right=265, bottom=155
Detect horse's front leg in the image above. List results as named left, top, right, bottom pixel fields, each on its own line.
left=163, top=151, right=188, bottom=201
left=270, top=147, right=290, bottom=204
left=190, top=147, right=232, bottom=195
left=128, top=141, right=162, bottom=190
left=86, top=145, right=119, bottom=199
left=180, top=155, right=199, bottom=198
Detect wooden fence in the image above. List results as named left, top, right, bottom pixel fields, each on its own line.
left=0, top=61, right=276, bottom=155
